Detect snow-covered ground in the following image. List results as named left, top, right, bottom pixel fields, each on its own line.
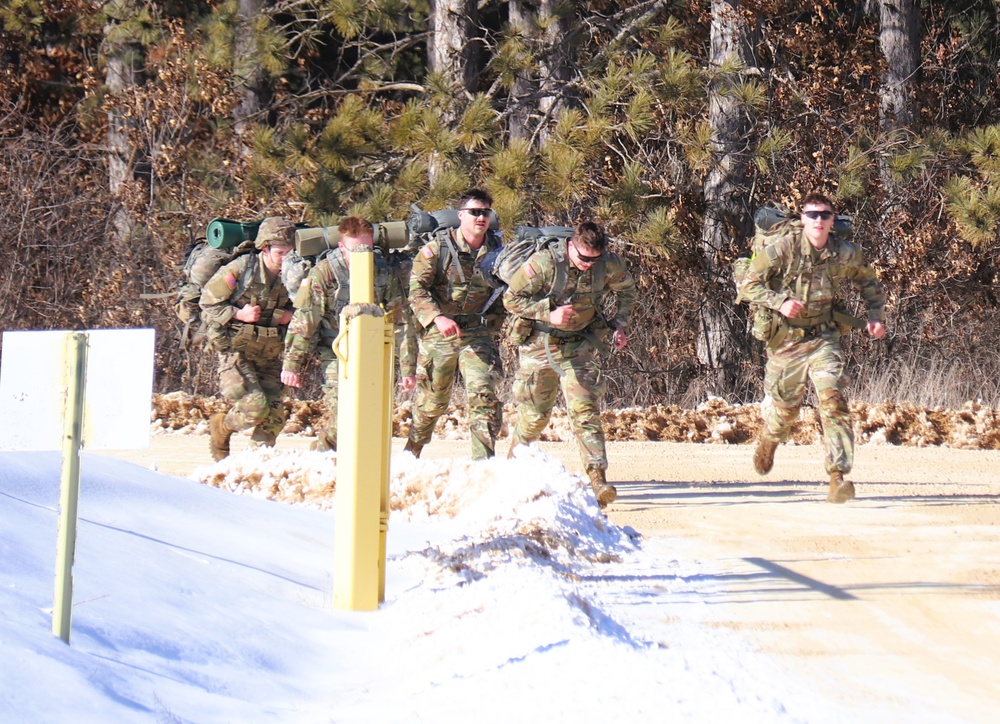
left=2, top=446, right=858, bottom=723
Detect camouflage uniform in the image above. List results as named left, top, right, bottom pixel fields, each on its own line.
left=282, top=248, right=416, bottom=449
left=503, top=240, right=637, bottom=472
left=408, top=229, right=504, bottom=459
left=740, top=229, right=885, bottom=475
left=200, top=248, right=293, bottom=444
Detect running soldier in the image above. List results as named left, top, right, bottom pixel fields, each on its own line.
left=280, top=216, right=416, bottom=451
left=740, top=191, right=887, bottom=503
left=503, top=221, right=637, bottom=508
left=404, top=188, right=504, bottom=460
left=200, top=216, right=296, bottom=461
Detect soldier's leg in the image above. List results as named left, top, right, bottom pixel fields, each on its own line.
left=809, top=340, right=853, bottom=475
left=408, top=331, right=459, bottom=449
left=456, top=336, right=503, bottom=460
left=761, top=342, right=812, bottom=443
left=219, top=352, right=270, bottom=433
left=510, top=344, right=560, bottom=449
left=250, top=356, right=288, bottom=446
left=315, top=348, right=339, bottom=451
left=559, top=343, right=608, bottom=471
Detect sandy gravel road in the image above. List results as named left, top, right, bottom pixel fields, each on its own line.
left=102, top=434, right=1000, bottom=722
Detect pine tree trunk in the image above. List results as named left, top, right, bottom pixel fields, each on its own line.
left=233, top=0, right=269, bottom=136
left=105, top=36, right=142, bottom=243
left=429, top=0, right=478, bottom=100
left=699, top=0, right=754, bottom=393
left=508, top=0, right=535, bottom=142
left=537, top=0, right=574, bottom=138
left=878, top=0, right=919, bottom=131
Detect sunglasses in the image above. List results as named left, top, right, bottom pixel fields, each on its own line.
left=573, top=244, right=603, bottom=263
left=802, top=210, right=834, bottom=221
left=459, top=208, right=492, bottom=218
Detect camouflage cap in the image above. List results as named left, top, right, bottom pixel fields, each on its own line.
left=254, top=216, right=296, bottom=250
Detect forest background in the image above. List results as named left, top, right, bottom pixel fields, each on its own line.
left=3, top=0, right=1000, bottom=410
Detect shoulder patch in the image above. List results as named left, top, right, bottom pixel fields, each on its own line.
left=225, top=273, right=238, bottom=290
left=421, top=244, right=436, bottom=259
left=522, top=261, right=537, bottom=279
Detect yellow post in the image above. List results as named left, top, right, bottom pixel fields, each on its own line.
left=379, top=311, right=395, bottom=603
left=52, top=331, right=89, bottom=643
left=332, top=248, right=388, bottom=611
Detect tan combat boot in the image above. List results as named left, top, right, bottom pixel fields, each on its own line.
left=827, top=472, right=856, bottom=504
left=403, top=438, right=423, bottom=458
left=587, top=466, right=617, bottom=509
left=249, top=427, right=277, bottom=449
left=209, top=412, right=234, bottom=462
left=310, top=433, right=336, bottom=452
left=753, top=437, right=778, bottom=475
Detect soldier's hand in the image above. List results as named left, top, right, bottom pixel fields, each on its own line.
left=399, top=375, right=417, bottom=393
left=278, top=309, right=293, bottom=325
left=235, top=304, right=262, bottom=323
left=549, top=305, right=577, bottom=326
left=867, top=320, right=886, bottom=340
left=434, top=315, right=461, bottom=339
left=612, top=328, right=627, bottom=351
left=281, top=370, right=301, bottom=388
left=778, top=298, right=804, bottom=319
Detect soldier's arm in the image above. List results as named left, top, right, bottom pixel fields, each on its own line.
left=602, top=253, right=638, bottom=330
left=386, top=273, right=417, bottom=378
left=409, top=241, right=444, bottom=329
left=199, top=260, right=242, bottom=327
left=843, top=245, right=887, bottom=323
left=282, top=273, right=325, bottom=374
left=502, top=254, right=555, bottom=322
left=740, top=240, right=792, bottom=311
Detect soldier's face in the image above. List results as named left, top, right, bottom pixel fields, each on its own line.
left=569, top=241, right=603, bottom=271
left=801, top=204, right=834, bottom=249
left=339, top=234, right=374, bottom=267
left=457, top=201, right=491, bottom=240
left=263, top=244, right=293, bottom=273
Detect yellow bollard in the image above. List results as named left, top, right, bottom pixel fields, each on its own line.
left=52, top=332, right=89, bottom=643
left=332, top=248, right=390, bottom=611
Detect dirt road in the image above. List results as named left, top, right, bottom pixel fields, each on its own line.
left=102, top=434, right=1000, bottom=722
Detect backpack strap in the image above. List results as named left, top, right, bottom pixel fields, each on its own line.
left=435, top=227, right=465, bottom=284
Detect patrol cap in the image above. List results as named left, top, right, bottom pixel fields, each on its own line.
left=254, top=217, right=296, bottom=249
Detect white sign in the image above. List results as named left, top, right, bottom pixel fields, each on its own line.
left=0, top=329, right=155, bottom=451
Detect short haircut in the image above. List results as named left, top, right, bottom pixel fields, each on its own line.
left=573, top=221, right=608, bottom=253
left=800, top=191, right=835, bottom=212
left=457, top=188, right=493, bottom=208
left=338, top=215, right=375, bottom=238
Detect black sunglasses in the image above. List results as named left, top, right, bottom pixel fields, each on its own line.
left=802, top=210, right=834, bottom=221
left=572, top=244, right=603, bottom=263
left=459, top=208, right=491, bottom=218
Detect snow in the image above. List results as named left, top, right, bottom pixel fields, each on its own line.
left=1, top=445, right=857, bottom=723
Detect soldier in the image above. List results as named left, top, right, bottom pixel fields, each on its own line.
left=280, top=216, right=416, bottom=451
left=200, top=216, right=297, bottom=461
left=404, top=188, right=504, bottom=460
left=740, top=191, right=887, bottom=503
left=504, top=221, right=637, bottom=509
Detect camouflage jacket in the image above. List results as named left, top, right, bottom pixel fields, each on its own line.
left=199, top=252, right=292, bottom=352
left=283, top=248, right=416, bottom=376
left=409, top=229, right=504, bottom=331
left=739, top=230, right=885, bottom=325
left=503, top=243, right=638, bottom=333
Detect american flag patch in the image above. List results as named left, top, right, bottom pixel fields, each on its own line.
left=522, top=262, right=536, bottom=279
left=422, top=244, right=435, bottom=259
left=225, top=273, right=238, bottom=290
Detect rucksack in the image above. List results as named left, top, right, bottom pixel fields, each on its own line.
left=174, top=238, right=257, bottom=346
left=733, top=206, right=855, bottom=344
left=480, top=225, right=580, bottom=294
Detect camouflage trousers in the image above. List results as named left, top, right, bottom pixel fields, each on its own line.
left=761, top=331, right=852, bottom=474
left=409, top=327, right=502, bottom=460
left=511, top=333, right=607, bottom=471
left=316, top=344, right=340, bottom=448
left=217, top=350, right=287, bottom=443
